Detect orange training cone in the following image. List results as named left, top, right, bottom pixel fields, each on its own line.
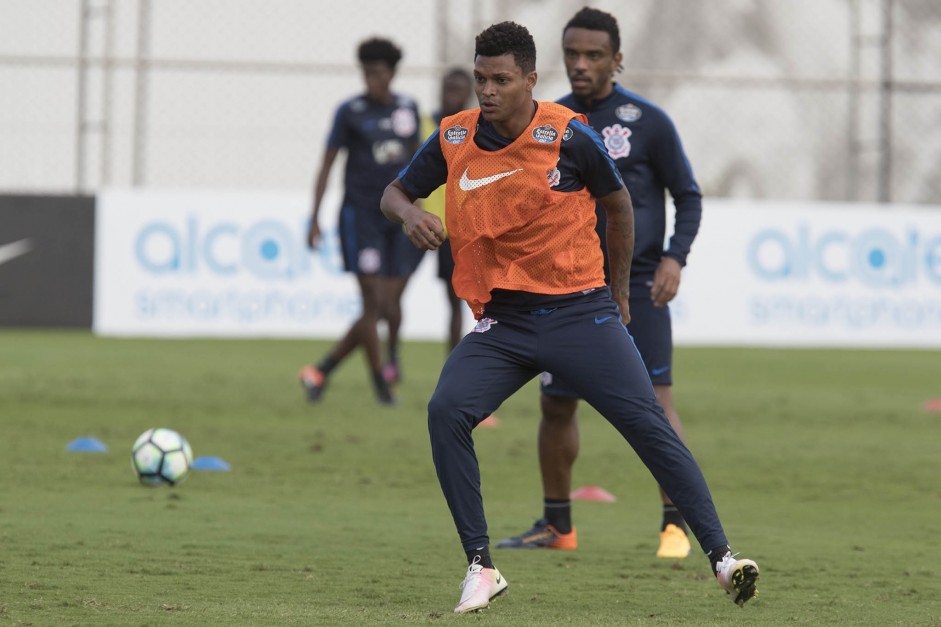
left=570, top=485, right=617, bottom=502
left=923, top=398, right=941, bottom=412
left=477, top=414, right=500, bottom=428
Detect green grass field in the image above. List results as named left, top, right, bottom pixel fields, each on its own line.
left=1, top=331, right=939, bottom=626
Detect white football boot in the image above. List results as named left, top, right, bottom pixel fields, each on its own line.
left=453, top=556, right=508, bottom=614
left=714, top=551, right=760, bottom=606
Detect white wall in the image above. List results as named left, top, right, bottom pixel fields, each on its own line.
left=3, top=0, right=941, bottom=203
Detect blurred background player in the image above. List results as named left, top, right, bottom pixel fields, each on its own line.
left=497, top=7, right=703, bottom=558
left=420, top=68, right=474, bottom=352
left=300, top=37, right=424, bottom=405
left=381, top=21, right=757, bottom=613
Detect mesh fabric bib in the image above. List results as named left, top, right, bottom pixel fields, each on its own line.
left=439, top=102, right=606, bottom=318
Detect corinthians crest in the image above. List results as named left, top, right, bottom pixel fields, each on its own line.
left=601, top=123, right=632, bottom=159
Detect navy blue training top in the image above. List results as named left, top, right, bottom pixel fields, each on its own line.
left=327, top=93, right=421, bottom=209
left=558, top=84, right=702, bottom=291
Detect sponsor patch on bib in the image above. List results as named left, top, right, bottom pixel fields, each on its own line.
left=444, top=125, right=469, bottom=144
left=532, top=124, right=559, bottom=144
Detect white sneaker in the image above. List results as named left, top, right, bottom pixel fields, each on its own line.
left=453, top=557, right=508, bottom=614
left=714, top=551, right=760, bottom=606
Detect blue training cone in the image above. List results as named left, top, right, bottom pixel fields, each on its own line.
left=191, top=456, right=231, bottom=471
left=66, top=437, right=108, bottom=453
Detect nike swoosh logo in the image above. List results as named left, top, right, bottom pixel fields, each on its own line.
left=651, top=366, right=671, bottom=376
left=459, top=168, right=523, bottom=191
left=495, top=574, right=502, bottom=584
left=0, top=238, right=33, bottom=267
left=594, top=316, right=613, bottom=324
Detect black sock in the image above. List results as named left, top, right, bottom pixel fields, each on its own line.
left=317, top=355, right=339, bottom=377
left=465, top=545, right=494, bottom=569
left=544, top=498, right=572, bottom=534
left=707, top=544, right=732, bottom=574
left=372, top=370, right=389, bottom=392
left=661, top=504, right=687, bottom=532
left=388, top=344, right=399, bottom=365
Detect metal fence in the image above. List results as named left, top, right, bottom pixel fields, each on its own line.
left=1, top=0, right=939, bottom=204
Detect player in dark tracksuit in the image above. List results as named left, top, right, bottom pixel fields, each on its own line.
left=497, top=6, right=704, bottom=560
left=379, top=21, right=757, bottom=614
left=558, top=85, right=701, bottom=304
left=327, top=92, right=425, bottom=279
left=300, top=37, right=424, bottom=405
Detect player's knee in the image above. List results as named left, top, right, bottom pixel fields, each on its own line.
left=358, top=298, right=382, bottom=320
left=428, top=388, right=479, bottom=437
left=428, top=388, right=461, bottom=424
left=540, top=393, right=578, bottom=425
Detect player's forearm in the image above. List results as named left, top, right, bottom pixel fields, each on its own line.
left=601, top=188, right=634, bottom=299
left=311, top=148, right=339, bottom=219
left=381, top=180, right=444, bottom=251
left=312, top=170, right=329, bottom=218
left=380, top=179, right=421, bottom=225
left=667, top=195, right=702, bottom=266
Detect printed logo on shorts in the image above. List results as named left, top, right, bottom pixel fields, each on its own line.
left=358, top=248, right=381, bottom=274
left=472, top=317, right=498, bottom=333
left=444, top=125, right=468, bottom=144
left=615, top=104, right=642, bottom=122
left=391, top=107, right=417, bottom=137
left=539, top=372, right=553, bottom=386
left=547, top=167, right=561, bottom=188
left=532, top=124, right=559, bottom=144
left=601, top=123, right=632, bottom=159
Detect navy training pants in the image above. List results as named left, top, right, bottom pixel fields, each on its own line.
left=426, top=288, right=728, bottom=554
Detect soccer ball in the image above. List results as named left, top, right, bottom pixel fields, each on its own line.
left=131, top=428, right=194, bottom=486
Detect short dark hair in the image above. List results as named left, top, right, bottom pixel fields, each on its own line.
left=357, top=37, right=403, bottom=69
left=564, top=7, right=621, bottom=53
left=443, top=67, right=473, bottom=84
left=474, top=21, right=536, bottom=74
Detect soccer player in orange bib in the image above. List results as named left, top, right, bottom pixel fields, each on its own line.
left=380, top=21, right=759, bottom=614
